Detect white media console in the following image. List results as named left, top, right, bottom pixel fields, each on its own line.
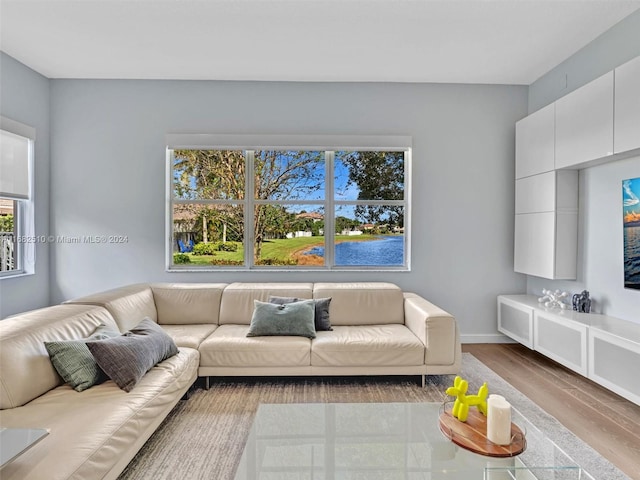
left=498, top=294, right=640, bottom=405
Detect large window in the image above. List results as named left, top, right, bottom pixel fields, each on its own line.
left=167, top=135, right=410, bottom=271
left=0, top=117, right=35, bottom=277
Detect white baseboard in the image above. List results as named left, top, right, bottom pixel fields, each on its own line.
left=461, top=334, right=517, bottom=344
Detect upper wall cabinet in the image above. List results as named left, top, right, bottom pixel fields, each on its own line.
left=614, top=56, right=640, bottom=153
left=515, top=102, right=555, bottom=179
left=555, top=71, right=614, bottom=169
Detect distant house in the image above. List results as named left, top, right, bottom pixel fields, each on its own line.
left=0, top=199, right=13, bottom=217
left=295, top=212, right=323, bottom=222
left=286, top=231, right=312, bottom=238
left=340, top=229, right=363, bottom=236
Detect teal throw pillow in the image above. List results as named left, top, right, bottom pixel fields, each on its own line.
left=268, top=295, right=333, bottom=331
left=248, top=299, right=316, bottom=339
left=45, top=324, right=120, bottom=392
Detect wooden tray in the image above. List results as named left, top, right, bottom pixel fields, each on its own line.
left=439, top=405, right=526, bottom=457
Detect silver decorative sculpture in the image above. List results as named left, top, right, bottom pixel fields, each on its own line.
left=572, top=290, right=591, bottom=313
left=538, top=288, right=570, bottom=309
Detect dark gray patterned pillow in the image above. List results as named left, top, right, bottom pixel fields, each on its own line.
left=268, top=296, right=333, bottom=331
left=45, top=324, right=120, bottom=392
left=86, top=317, right=178, bottom=392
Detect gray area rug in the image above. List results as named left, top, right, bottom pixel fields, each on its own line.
left=118, top=354, right=629, bottom=480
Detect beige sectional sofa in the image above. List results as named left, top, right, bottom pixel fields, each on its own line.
left=0, top=282, right=460, bottom=480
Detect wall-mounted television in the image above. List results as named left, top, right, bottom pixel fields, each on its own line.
left=623, top=177, right=640, bottom=290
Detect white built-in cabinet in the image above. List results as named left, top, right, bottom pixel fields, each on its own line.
left=555, top=71, right=614, bottom=169
left=498, top=295, right=640, bottom=405
left=515, top=102, right=555, bottom=179
left=614, top=55, right=640, bottom=153
left=513, top=55, right=640, bottom=279
left=514, top=171, right=578, bottom=279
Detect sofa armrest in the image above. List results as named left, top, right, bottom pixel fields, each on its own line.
left=404, top=292, right=460, bottom=367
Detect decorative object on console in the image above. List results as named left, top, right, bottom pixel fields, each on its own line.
left=572, top=290, right=591, bottom=313
left=623, top=177, right=640, bottom=291
left=487, top=394, right=512, bottom=445
left=537, top=288, right=570, bottom=309
left=445, top=375, right=488, bottom=422
left=439, top=403, right=525, bottom=457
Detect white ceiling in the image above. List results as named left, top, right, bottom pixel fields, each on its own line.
left=1, top=0, right=639, bottom=84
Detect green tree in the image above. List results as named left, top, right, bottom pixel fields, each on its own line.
left=340, top=151, right=405, bottom=228
left=0, top=215, right=14, bottom=233
left=335, top=215, right=359, bottom=234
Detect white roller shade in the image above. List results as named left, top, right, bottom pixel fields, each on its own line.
left=1, top=117, right=34, bottom=200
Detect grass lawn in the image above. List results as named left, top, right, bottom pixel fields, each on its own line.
left=184, top=235, right=381, bottom=265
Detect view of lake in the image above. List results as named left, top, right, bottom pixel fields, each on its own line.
left=305, top=235, right=404, bottom=266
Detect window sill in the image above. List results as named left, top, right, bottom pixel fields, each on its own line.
left=0, top=270, right=33, bottom=280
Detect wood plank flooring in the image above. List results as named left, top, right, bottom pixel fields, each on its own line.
left=464, top=343, right=640, bottom=480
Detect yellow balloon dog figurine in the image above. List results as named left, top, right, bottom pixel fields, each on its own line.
left=445, top=376, right=489, bottom=422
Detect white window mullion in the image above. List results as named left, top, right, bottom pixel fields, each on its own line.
left=166, top=149, right=175, bottom=269
left=404, top=149, right=411, bottom=270
left=324, top=151, right=335, bottom=267
left=245, top=150, right=255, bottom=269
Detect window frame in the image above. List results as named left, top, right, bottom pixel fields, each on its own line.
left=166, top=134, right=411, bottom=272
left=0, top=116, right=36, bottom=279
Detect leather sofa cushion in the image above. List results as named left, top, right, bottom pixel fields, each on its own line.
left=199, top=325, right=311, bottom=367
left=151, top=283, right=227, bottom=325
left=313, top=282, right=405, bottom=326
left=311, top=325, right=425, bottom=367
left=219, top=283, right=313, bottom=325
left=0, top=304, right=118, bottom=409
left=160, top=324, right=217, bottom=349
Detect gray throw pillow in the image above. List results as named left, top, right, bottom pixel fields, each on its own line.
left=248, top=299, right=316, bottom=339
left=45, top=324, right=120, bottom=392
left=268, top=295, right=333, bottom=331
left=86, top=317, right=179, bottom=392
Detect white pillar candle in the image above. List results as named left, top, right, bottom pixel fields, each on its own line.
left=487, top=394, right=512, bottom=445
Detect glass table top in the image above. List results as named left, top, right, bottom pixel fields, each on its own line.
left=234, top=402, right=592, bottom=480
left=0, top=427, right=49, bottom=468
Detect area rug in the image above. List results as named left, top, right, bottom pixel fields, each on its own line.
left=117, top=354, right=629, bottom=480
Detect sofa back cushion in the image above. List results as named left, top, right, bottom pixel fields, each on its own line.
left=151, top=283, right=227, bottom=325
left=313, top=282, right=404, bottom=326
left=219, top=283, right=313, bottom=325
left=65, top=284, right=157, bottom=332
left=0, top=305, right=119, bottom=409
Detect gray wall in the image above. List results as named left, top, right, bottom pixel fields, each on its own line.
left=0, top=53, right=51, bottom=318
left=527, top=11, right=640, bottom=323
left=49, top=79, right=528, bottom=341
left=528, top=9, right=640, bottom=113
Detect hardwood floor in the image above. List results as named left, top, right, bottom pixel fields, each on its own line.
left=463, top=343, right=640, bottom=480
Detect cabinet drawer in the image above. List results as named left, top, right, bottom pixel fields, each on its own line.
left=514, top=213, right=555, bottom=279
left=589, top=329, right=640, bottom=405
left=555, top=71, right=614, bottom=168
left=534, top=311, right=588, bottom=375
left=515, top=172, right=556, bottom=214
left=498, top=296, right=534, bottom=348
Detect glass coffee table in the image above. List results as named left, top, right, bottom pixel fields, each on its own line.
left=0, top=428, right=49, bottom=468
left=234, top=403, right=592, bottom=480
